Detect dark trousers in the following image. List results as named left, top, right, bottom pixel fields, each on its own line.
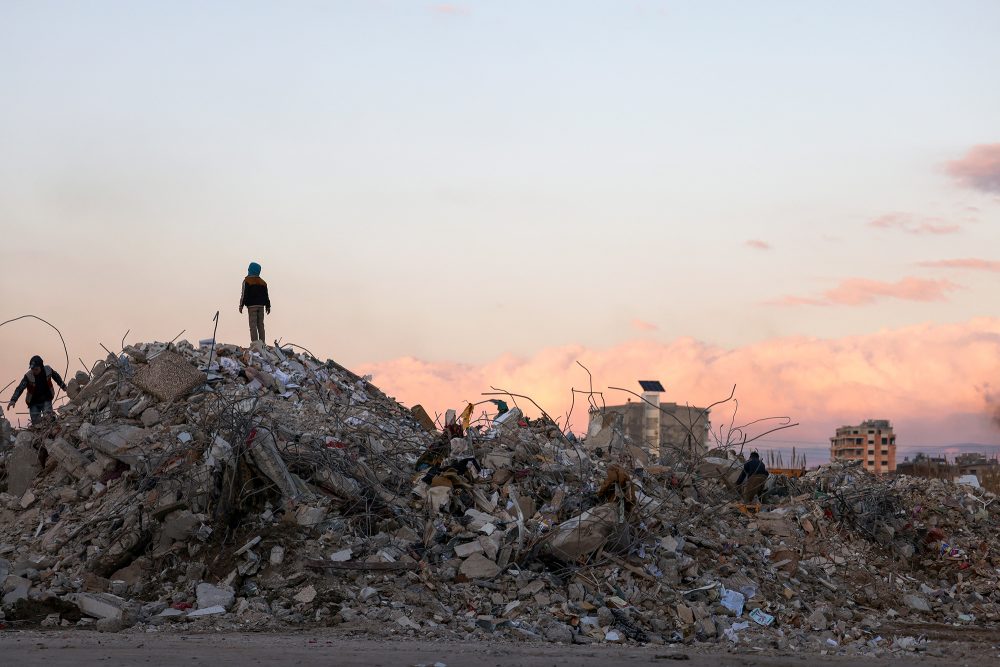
left=29, top=400, right=53, bottom=424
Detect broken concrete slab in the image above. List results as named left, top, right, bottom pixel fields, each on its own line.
left=544, top=503, right=618, bottom=561
left=196, top=583, right=235, bottom=610
left=78, top=423, right=147, bottom=463
left=140, top=408, right=162, bottom=427
left=459, top=552, right=500, bottom=579
left=7, top=440, right=40, bottom=497
left=161, top=510, right=200, bottom=541
left=187, top=605, right=227, bottom=618
left=293, top=504, right=327, bottom=527
left=75, top=592, right=137, bottom=627
left=293, top=585, right=317, bottom=604
left=2, top=574, right=32, bottom=605
left=46, top=437, right=92, bottom=480
left=130, top=350, right=206, bottom=402
left=454, top=541, right=485, bottom=558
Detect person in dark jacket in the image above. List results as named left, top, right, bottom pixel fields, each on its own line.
left=736, top=451, right=768, bottom=503
left=6, top=355, right=67, bottom=424
left=239, top=262, right=271, bottom=344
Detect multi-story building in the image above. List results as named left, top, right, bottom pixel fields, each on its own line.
left=829, top=419, right=896, bottom=474
left=588, top=381, right=711, bottom=463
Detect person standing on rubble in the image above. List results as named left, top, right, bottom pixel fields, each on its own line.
left=736, top=451, right=769, bottom=503
left=239, top=261, right=271, bottom=345
left=6, top=355, right=68, bottom=424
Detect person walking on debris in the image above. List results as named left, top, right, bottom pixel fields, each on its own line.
left=736, top=451, right=768, bottom=503
left=6, top=355, right=68, bottom=424
left=239, top=261, right=271, bottom=345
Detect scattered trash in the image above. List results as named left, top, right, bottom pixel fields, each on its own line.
left=0, top=338, right=997, bottom=656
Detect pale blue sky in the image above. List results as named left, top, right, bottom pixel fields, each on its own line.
left=2, top=1, right=998, bottom=377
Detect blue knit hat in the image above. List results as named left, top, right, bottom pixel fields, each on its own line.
left=247, top=262, right=262, bottom=277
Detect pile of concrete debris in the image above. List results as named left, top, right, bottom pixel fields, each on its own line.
left=1, top=340, right=998, bottom=655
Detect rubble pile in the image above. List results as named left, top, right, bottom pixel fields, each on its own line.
left=1, top=340, right=998, bottom=654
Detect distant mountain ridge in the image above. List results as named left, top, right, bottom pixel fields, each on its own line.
left=752, top=442, right=1000, bottom=467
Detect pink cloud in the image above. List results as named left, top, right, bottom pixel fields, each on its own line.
left=770, top=277, right=960, bottom=307
left=868, top=212, right=961, bottom=235
left=357, top=318, right=1000, bottom=447
left=946, top=144, right=1000, bottom=194
left=745, top=239, right=771, bottom=250
left=631, top=319, right=659, bottom=332
left=919, top=258, right=1000, bottom=272
left=767, top=295, right=827, bottom=307
left=823, top=277, right=959, bottom=305
left=431, top=4, right=468, bottom=16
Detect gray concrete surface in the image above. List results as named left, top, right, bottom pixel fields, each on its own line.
left=0, top=632, right=998, bottom=667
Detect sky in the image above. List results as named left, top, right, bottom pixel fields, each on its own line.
left=2, top=1, right=1000, bottom=456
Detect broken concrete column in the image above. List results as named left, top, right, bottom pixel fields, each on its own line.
left=313, top=467, right=361, bottom=498
left=7, top=437, right=40, bottom=497
left=248, top=427, right=310, bottom=500
left=47, top=437, right=92, bottom=480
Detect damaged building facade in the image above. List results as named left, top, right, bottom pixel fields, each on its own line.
left=897, top=452, right=1000, bottom=493
left=587, top=381, right=711, bottom=464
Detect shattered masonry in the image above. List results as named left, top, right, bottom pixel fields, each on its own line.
left=0, top=339, right=998, bottom=654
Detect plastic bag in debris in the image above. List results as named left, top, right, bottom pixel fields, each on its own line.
left=723, top=620, right=749, bottom=642
left=720, top=586, right=746, bottom=617
left=218, top=357, right=242, bottom=375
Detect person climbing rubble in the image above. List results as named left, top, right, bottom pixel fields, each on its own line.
left=736, top=450, right=768, bottom=503
left=239, top=261, right=271, bottom=345
left=5, top=354, right=68, bottom=424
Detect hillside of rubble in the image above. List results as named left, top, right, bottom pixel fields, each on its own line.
left=1, top=339, right=999, bottom=656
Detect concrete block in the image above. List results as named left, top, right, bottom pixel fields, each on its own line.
left=459, top=553, right=500, bottom=579
left=76, top=592, right=137, bottom=627
left=2, top=575, right=31, bottom=605
left=130, top=351, right=206, bottom=402
left=47, top=438, right=91, bottom=479
left=196, top=583, right=235, bottom=610
left=7, top=442, right=40, bottom=497
left=78, top=423, right=147, bottom=463
left=187, top=605, right=227, bottom=618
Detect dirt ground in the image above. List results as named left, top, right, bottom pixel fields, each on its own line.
left=1, top=632, right=999, bottom=667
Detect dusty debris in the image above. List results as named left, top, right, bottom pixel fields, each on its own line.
left=0, top=339, right=998, bottom=656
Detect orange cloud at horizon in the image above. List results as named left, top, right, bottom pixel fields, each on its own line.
left=357, top=318, right=1000, bottom=448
